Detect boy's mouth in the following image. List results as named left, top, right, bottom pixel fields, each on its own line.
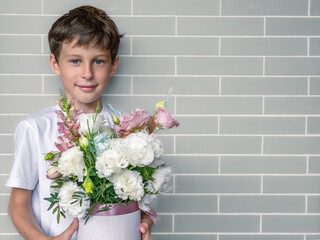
left=77, top=84, right=98, bottom=92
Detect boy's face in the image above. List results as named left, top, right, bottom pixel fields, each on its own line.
left=49, top=39, right=119, bottom=113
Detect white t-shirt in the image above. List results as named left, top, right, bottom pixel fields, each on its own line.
left=6, top=104, right=117, bottom=238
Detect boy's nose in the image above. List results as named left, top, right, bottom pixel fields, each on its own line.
left=81, top=64, right=93, bottom=80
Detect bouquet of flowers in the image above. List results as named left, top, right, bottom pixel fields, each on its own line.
left=44, top=93, right=179, bottom=224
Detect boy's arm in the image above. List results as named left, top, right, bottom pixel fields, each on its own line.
left=8, top=188, right=78, bottom=240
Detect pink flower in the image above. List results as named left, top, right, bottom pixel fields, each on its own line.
left=154, top=108, right=179, bottom=129
left=46, top=166, right=61, bottom=179
left=114, top=109, right=151, bottom=137
left=55, top=136, right=74, bottom=152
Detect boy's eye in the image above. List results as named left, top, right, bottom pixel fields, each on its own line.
left=70, top=59, right=80, bottom=64
left=94, top=59, right=104, bottom=65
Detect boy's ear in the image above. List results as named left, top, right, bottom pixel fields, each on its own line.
left=110, top=56, right=119, bottom=77
left=49, top=54, right=61, bottom=75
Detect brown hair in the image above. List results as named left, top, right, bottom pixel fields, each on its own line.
left=48, top=5, right=122, bottom=63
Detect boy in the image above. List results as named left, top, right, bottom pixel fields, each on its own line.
left=6, top=6, right=154, bottom=240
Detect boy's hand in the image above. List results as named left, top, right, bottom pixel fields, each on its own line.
left=140, top=213, right=153, bottom=240
left=52, top=218, right=79, bottom=240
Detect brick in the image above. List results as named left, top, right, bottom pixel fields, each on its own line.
left=0, top=176, right=10, bottom=194
left=43, top=0, right=131, bottom=15
left=132, top=37, right=219, bottom=55
left=0, top=36, right=41, bottom=54
left=311, top=0, right=320, bottom=15
left=153, top=195, right=217, bottom=213
left=309, top=157, right=320, bottom=173
left=264, top=176, right=320, bottom=193
left=152, top=235, right=217, bottom=240
left=221, top=77, right=308, bottom=95
left=0, top=16, right=57, bottom=34
left=0, top=215, right=17, bottom=233
left=0, top=136, right=14, bottom=154
left=264, top=137, right=320, bottom=154
left=307, top=117, right=320, bottom=134
left=133, top=0, right=219, bottom=15
left=177, top=57, right=262, bottom=75
left=133, top=77, right=219, bottom=95
left=0, top=76, right=42, bottom=94
left=220, top=156, right=306, bottom=174
left=43, top=76, right=131, bottom=95
left=0, top=0, right=41, bottom=13
left=222, top=0, right=308, bottom=16
left=220, top=235, right=303, bottom=240
left=310, top=38, right=320, bottom=56
left=0, top=55, right=52, bottom=74
left=178, top=17, right=264, bottom=36
left=266, top=57, right=320, bottom=75
left=263, top=215, right=320, bottom=232
left=114, top=17, right=175, bottom=35
left=0, top=195, right=9, bottom=213
left=0, top=235, right=23, bottom=240
left=220, top=117, right=305, bottom=134
left=265, top=97, right=320, bottom=115
left=175, top=176, right=260, bottom=193
left=101, top=96, right=175, bottom=116
left=162, top=156, right=219, bottom=174
left=308, top=196, right=320, bottom=213
left=221, top=38, right=307, bottom=56
left=306, top=235, right=320, bottom=240
left=177, top=136, right=261, bottom=154
left=220, top=195, right=305, bottom=213
left=175, top=215, right=260, bottom=232
left=163, top=116, right=218, bottom=134
left=266, top=18, right=320, bottom=36
left=310, top=77, right=320, bottom=94
left=0, top=96, right=58, bottom=114
left=0, top=116, right=25, bottom=134
left=176, top=97, right=262, bottom=114
left=0, top=155, right=14, bottom=174
left=152, top=215, right=172, bottom=232
left=117, top=56, right=175, bottom=75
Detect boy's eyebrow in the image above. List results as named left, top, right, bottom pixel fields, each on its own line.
left=65, top=54, right=108, bottom=58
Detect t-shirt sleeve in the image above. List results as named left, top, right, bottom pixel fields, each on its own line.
left=6, top=120, right=39, bottom=190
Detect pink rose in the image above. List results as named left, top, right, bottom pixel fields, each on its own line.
left=154, top=108, right=179, bottom=129
left=114, top=109, right=151, bottom=137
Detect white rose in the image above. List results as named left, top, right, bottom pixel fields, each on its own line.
left=58, top=146, right=86, bottom=182
left=78, top=113, right=104, bottom=135
left=146, top=166, right=171, bottom=193
left=123, top=133, right=154, bottom=167
left=110, top=169, right=144, bottom=201
left=96, top=148, right=128, bottom=178
left=58, top=182, right=90, bottom=218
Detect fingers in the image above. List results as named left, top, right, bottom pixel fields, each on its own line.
left=55, top=218, right=79, bottom=240
left=140, top=222, right=151, bottom=240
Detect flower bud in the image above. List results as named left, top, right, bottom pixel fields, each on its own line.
left=45, top=152, right=54, bottom=161
left=155, top=100, right=166, bottom=111
left=79, top=136, right=89, bottom=149
left=46, top=167, right=61, bottom=179
left=113, top=115, right=120, bottom=125
left=82, top=176, right=94, bottom=194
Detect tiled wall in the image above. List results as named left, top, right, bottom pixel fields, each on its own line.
left=1, top=0, right=320, bottom=239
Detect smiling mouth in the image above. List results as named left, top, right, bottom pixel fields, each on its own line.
left=77, top=85, right=98, bottom=92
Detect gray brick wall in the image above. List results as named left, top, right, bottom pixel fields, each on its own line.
left=1, top=0, right=320, bottom=239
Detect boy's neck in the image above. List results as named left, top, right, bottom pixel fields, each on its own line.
left=75, top=100, right=103, bottom=114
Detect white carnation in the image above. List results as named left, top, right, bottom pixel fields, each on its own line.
left=58, top=146, right=86, bottom=181
left=58, top=182, right=90, bottom=218
left=96, top=148, right=128, bottom=178
left=146, top=166, right=171, bottom=193
left=123, top=133, right=154, bottom=167
left=138, top=194, right=157, bottom=212
left=135, top=132, right=164, bottom=158
left=110, top=169, right=144, bottom=201
left=78, top=113, right=104, bottom=135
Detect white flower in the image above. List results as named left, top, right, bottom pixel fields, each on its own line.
left=123, top=133, right=154, bottom=167
left=138, top=194, right=157, bottom=212
left=78, top=113, right=104, bottom=135
left=110, top=169, right=144, bottom=201
left=58, top=146, right=86, bottom=181
left=146, top=166, right=171, bottom=193
left=58, top=182, right=90, bottom=218
left=96, top=148, right=128, bottom=178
